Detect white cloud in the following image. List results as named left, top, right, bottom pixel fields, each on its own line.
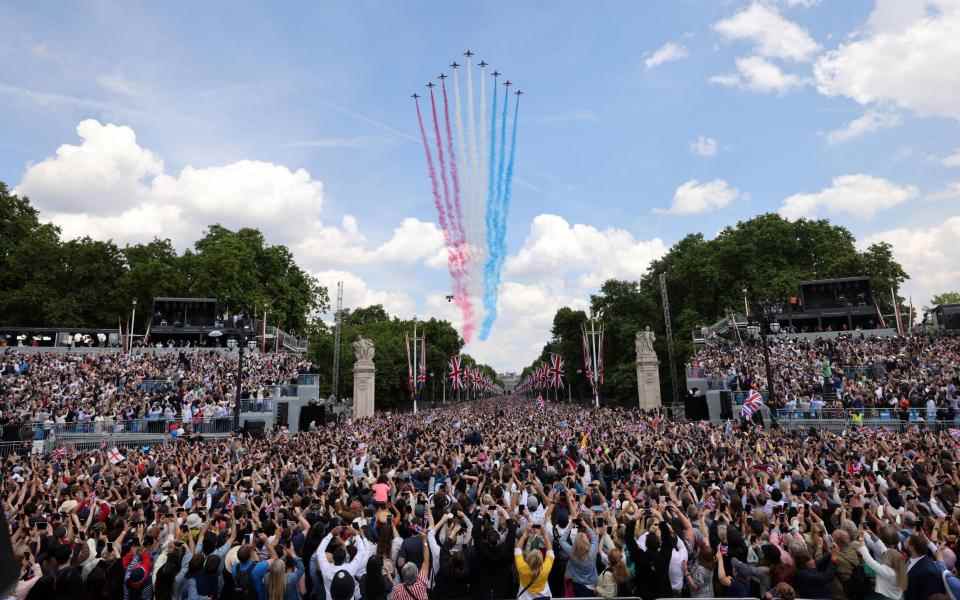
left=645, top=42, right=689, bottom=69
left=505, top=215, right=668, bottom=287
left=782, top=0, right=821, bottom=7
left=690, top=135, right=719, bottom=157
left=711, top=55, right=806, bottom=94
left=713, top=2, right=821, bottom=62
left=655, top=179, right=740, bottom=215
left=826, top=110, right=902, bottom=144
left=929, top=182, right=960, bottom=200
left=943, top=148, right=960, bottom=167
left=16, top=120, right=163, bottom=215
left=778, top=174, right=919, bottom=220
left=814, top=1, right=960, bottom=120
left=861, top=216, right=960, bottom=306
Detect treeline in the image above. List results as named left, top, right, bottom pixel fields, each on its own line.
left=309, top=304, right=500, bottom=410
left=522, top=214, right=909, bottom=405
left=0, top=182, right=326, bottom=333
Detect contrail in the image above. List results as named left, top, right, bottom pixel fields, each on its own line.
left=451, top=66, right=469, bottom=255
left=465, top=57, right=481, bottom=303
left=440, top=78, right=465, bottom=249
left=418, top=95, right=474, bottom=341
left=428, top=86, right=454, bottom=254
left=414, top=98, right=448, bottom=237
left=480, top=84, right=511, bottom=339
left=495, top=92, right=521, bottom=295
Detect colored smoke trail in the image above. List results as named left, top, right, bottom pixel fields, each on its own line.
left=428, top=88, right=454, bottom=253
left=451, top=67, right=469, bottom=253
left=418, top=96, right=475, bottom=342
left=494, top=93, right=520, bottom=295
left=428, top=87, right=475, bottom=341
left=441, top=77, right=475, bottom=341
left=414, top=98, right=448, bottom=236
left=440, top=78, right=465, bottom=249
left=479, top=85, right=512, bottom=340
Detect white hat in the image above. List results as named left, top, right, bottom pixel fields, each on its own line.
left=186, top=513, right=203, bottom=529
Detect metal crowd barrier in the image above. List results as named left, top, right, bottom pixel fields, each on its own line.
left=30, top=417, right=236, bottom=439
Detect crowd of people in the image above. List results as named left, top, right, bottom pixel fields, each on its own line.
left=0, top=350, right=308, bottom=442
left=689, top=335, right=960, bottom=417
left=5, top=387, right=960, bottom=600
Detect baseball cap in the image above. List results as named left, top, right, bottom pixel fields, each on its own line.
left=330, top=569, right=355, bottom=600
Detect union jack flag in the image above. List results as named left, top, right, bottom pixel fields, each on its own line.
left=741, top=389, right=764, bottom=419
left=51, top=447, right=67, bottom=460
left=549, top=354, right=565, bottom=389
left=471, top=368, right=482, bottom=391
left=537, top=395, right=545, bottom=411
left=416, top=335, right=427, bottom=387
left=448, top=356, right=463, bottom=391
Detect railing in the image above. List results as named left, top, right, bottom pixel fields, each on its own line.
left=30, top=417, right=235, bottom=439
left=774, top=407, right=958, bottom=430
left=240, top=398, right=274, bottom=413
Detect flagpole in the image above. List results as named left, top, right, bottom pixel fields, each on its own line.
left=413, top=318, right=418, bottom=414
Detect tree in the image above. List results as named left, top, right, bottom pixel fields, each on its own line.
left=0, top=183, right=327, bottom=333
left=525, top=213, right=910, bottom=406
left=931, top=291, right=960, bottom=306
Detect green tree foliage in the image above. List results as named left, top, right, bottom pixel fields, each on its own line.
left=522, top=214, right=909, bottom=406
left=309, top=306, right=500, bottom=410
left=931, top=291, right=960, bottom=306
left=0, top=183, right=327, bottom=332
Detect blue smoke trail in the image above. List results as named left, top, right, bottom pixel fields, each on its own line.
left=494, top=93, right=520, bottom=296
left=480, top=76, right=499, bottom=340
left=480, top=85, right=511, bottom=339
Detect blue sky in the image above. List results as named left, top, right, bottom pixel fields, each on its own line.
left=2, top=0, right=959, bottom=370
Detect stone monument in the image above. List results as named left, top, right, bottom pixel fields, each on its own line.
left=352, top=337, right=376, bottom=418
left=635, top=327, right=662, bottom=411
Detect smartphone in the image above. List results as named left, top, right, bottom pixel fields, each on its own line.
left=244, top=533, right=254, bottom=545
left=532, top=524, right=541, bottom=530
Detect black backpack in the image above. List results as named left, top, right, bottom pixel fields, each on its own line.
left=844, top=560, right=872, bottom=600
left=233, top=562, right=258, bottom=600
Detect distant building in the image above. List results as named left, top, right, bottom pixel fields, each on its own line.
left=499, top=371, right=520, bottom=391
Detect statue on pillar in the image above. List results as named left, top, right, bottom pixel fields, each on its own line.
left=635, top=327, right=661, bottom=411
left=352, top=337, right=375, bottom=362
left=635, top=327, right=656, bottom=355
left=352, top=337, right=376, bottom=419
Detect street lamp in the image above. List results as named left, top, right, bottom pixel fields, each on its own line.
left=129, top=299, right=138, bottom=353
left=234, top=346, right=245, bottom=432
left=751, top=298, right=783, bottom=412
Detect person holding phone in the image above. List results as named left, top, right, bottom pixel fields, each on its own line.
left=515, top=527, right=554, bottom=600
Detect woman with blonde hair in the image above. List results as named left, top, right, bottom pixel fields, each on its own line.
left=264, top=545, right=305, bottom=600
left=515, top=526, right=554, bottom=600
left=858, top=528, right=907, bottom=600
left=560, top=515, right=599, bottom=598
left=596, top=547, right=631, bottom=598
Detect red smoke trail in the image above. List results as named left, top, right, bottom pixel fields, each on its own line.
left=440, top=78, right=466, bottom=248
left=417, top=97, right=475, bottom=341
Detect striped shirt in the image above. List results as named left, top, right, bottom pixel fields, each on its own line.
left=389, top=575, right=429, bottom=600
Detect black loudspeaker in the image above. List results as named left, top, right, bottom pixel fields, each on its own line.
left=243, top=420, right=266, bottom=439
left=720, top=390, right=733, bottom=420
left=684, top=393, right=708, bottom=421
left=298, top=405, right=325, bottom=432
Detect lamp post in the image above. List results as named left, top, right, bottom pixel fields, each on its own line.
left=585, top=310, right=604, bottom=409
left=128, top=299, right=138, bottom=353
left=234, top=346, right=244, bottom=432
left=752, top=299, right=783, bottom=410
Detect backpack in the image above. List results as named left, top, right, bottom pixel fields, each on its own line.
left=233, top=562, right=258, bottom=600
left=843, top=561, right=872, bottom=600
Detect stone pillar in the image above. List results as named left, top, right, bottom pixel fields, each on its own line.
left=351, top=337, right=376, bottom=419
left=635, top=327, right=662, bottom=411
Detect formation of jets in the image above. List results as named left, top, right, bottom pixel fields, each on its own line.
left=412, top=50, right=524, bottom=98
